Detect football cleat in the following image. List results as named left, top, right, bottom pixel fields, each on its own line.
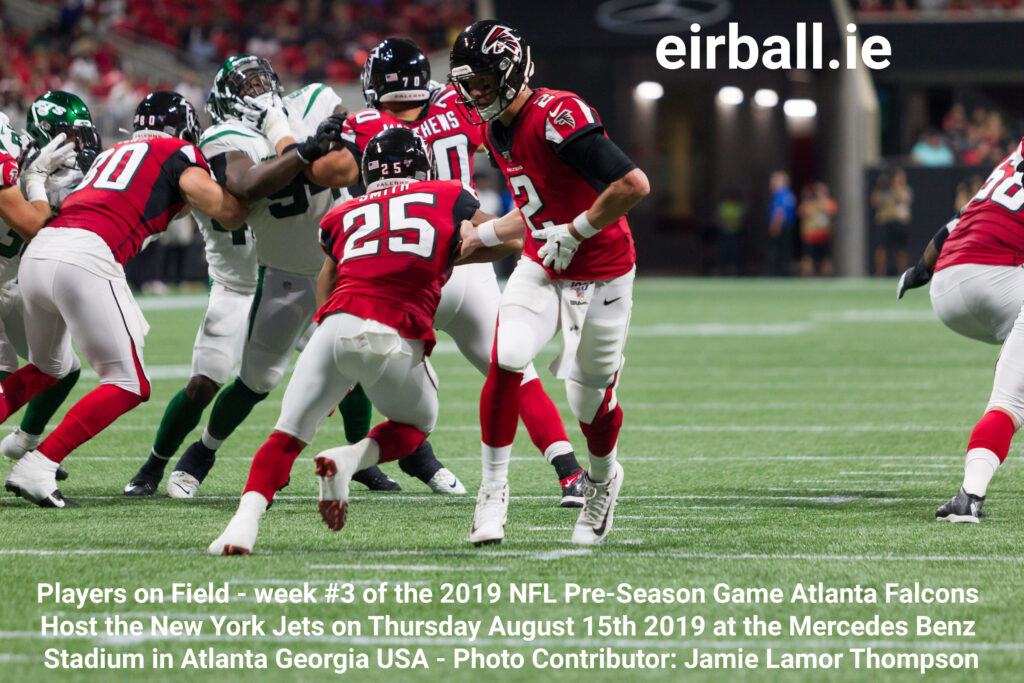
left=426, top=467, right=466, bottom=495
left=207, top=492, right=267, bottom=555
left=470, top=481, right=509, bottom=546
left=4, top=450, right=78, bottom=508
left=572, top=463, right=624, bottom=545
left=314, top=451, right=351, bottom=531
left=936, top=487, right=985, bottom=523
left=352, top=465, right=401, bottom=491
left=560, top=470, right=585, bottom=508
left=167, top=441, right=216, bottom=498
left=2, top=429, right=68, bottom=480
left=123, top=475, right=159, bottom=497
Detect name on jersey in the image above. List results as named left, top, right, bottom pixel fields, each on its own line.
left=380, top=111, right=462, bottom=139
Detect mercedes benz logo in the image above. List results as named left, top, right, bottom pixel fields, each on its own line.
left=596, top=0, right=733, bottom=35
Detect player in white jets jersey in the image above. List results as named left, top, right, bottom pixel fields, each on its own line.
left=0, top=92, right=102, bottom=478
left=126, top=56, right=455, bottom=498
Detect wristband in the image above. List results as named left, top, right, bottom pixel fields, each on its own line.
left=477, top=219, right=502, bottom=247
left=24, top=174, right=48, bottom=204
left=573, top=211, right=600, bottom=238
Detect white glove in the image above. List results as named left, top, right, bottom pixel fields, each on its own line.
left=23, top=133, right=75, bottom=203
left=235, top=93, right=293, bottom=147
left=535, top=223, right=581, bottom=272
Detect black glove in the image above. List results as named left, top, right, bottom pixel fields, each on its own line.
left=896, top=262, right=932, bottom=299
left=295, top=113, right=348, bottom=163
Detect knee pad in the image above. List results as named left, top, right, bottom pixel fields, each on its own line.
left=495, top=321, right=536, bottom=373
left=566, top=377, right=615, bottom=424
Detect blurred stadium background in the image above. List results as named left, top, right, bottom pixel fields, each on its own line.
left=0, top=0, right=1018, bottom=281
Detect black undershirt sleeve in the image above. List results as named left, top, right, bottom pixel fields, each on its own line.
left=555, top=129, right=638, bottom=193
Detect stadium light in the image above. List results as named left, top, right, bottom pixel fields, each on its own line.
left=635, top=81, right=664, bottom=101
left=754, top=89, right=779, bottom=108
left=717, top=86, right=743, bottom=106
left=783, top=99, right=817, bottom=118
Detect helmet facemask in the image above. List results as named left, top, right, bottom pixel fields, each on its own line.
left=449, top=22, right=534, bottom=124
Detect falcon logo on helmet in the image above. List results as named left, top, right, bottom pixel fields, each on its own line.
left=481, top=26, right=523, bottom=61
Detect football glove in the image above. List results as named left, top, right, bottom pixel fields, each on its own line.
left=235, top=94, right=293, bottom=147
left=896, top=262, right=932, bottom=299
left=535, top=223, right=581, bottom=272
left=295, top=113, right=347, bottom=163
left=22, top=133, right=75, bottom=204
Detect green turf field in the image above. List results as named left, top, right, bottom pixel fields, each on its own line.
left=0, top=277, right=1017, bottom=682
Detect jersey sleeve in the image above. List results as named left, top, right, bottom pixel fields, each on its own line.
left=0, top=154, right=19, bottom=189
left=166, top=143, right=211, bottom=184
left=452, top=188, right=480, bottom=225
left=198, top=126, right=265, bottom=164
left=299, top=83, right=343, bottom=124
left=542, top=95, right=604, bottom=153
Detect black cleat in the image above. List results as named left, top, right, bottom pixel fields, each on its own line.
left=5, top=481, right=80, bottom=508
left=352, top=466, right=401, bottom=491
left=560, top=470, right=585, bottom=508
left=936, top=487, right=985, bottom=523
left=123, top=475, right=158, bottom=497
left=55, top=465, right=69, bottom=481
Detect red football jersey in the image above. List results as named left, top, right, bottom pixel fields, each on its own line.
left=316, top=179, right=478, bottom=353
left=53, top=136, right=210, bottom=265
left=483, top=88, right=636, bottom=281
left=0, top=150, right=18, bottom=189
left=937, top=139, right=1024, bottom=270
left=341, top=84, right=485, bottom=194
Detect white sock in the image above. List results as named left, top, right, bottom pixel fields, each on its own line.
left=237, top=490, right=268, bottom=519
left=543, top=440, right=574, bottom=463
left=962, top=448, right=1001, bottom=497
left=588, top=447, right=617, bottom=483
left=481, top=444, right=511, bottom=485
left=201, top=427, right=225, bottom=451
left=319, top=440, right=381, bottom=479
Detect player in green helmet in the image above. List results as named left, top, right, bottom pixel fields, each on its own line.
left=24, top=91, right=102, bottom=179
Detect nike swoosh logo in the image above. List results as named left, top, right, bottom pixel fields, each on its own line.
left=603, top=297, right=622, bottom=305
left=449, top=480, right=458, bottom=489
left=593, top=507, right=611, bottom=536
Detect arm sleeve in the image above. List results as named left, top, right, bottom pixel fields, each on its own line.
left=165, top=143, right=212, bottom=185
left=555, top=129, right=638, bottom=189
left=319, top=225, right=339, bottom=261
left=207, top=152, right=228, bottom=188
left=447, top=188, right=479, bottom=268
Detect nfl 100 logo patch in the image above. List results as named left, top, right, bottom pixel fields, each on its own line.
left=570, top=281, right=590, bottom=305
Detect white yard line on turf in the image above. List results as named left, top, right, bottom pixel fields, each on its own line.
left=528, top=526, right=703, bottom=532
left=307, top=564, right=507, bottom=572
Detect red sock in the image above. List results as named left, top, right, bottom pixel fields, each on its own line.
left=579, top=387, right=623, bottom=458
left=1, top=364, right=59, bottom=421
left=968, top=410, right=1016, bottom=463
left=37, top=384, right=141, bottom=463
left=481, top=362, right=522, bottom=448
left=243, top=431, right=305, bottom=501
left=518, top=377, right=569, bottom=453
left=369, top=421, right=427, bottom=462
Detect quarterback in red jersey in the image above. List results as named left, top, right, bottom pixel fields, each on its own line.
left=898, top=139, right=1024, bottom=522
left=449, top=21, right=649, bottom=545
left=337, top=37, right=585, bottom=505
left=3, top=92, right=246, bottom=508
left=208, top=128, right=477, bottom=554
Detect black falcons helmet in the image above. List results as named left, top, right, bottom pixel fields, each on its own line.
left=361, top=127, right=434, bottom=188
left=449, top=20, right=533, bottom=124
left=362, top=38, right=431, bottom=108
left=133, top=91, right=200, bottom=144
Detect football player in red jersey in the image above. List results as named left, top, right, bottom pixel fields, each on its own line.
left=898, top=142, right=1024, bottom=522
left=335, top=37, right=586, bottom=505
left=2, top=92, right=247, bottom=508
left=208, top=128, right=487, bottom=554
left=449, top=21, right=650, bottom=545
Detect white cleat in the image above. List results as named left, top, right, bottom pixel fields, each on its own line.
left=2, top=427, right=41, bottom=461
left=167, top=471, right=200, bottom=498
left=207, top=491, right=267, bottom=555
left=4, top=450, right=78, bottom=508
left=572, top=463, right=624, bottom=545
left=314, top=450, right=352, bottom=531
left=470, top=481, right=509, bottom=546
left=426, top=467, right=466, bottom=495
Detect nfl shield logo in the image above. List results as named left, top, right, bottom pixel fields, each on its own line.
left=571, top=282, right=588, bottom=298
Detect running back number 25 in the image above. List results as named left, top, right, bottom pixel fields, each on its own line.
left=340, top=192, right=438, bottom=262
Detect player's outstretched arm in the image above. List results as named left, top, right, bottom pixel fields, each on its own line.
left=897, top=217, right=955, bottom=299
left=216, top=150, right=307, bottom=202
left=573, top=168, right=651, bottom=239
left=180, top=166, right=248, bottom=230
left=455, top=208, right=525, bottom=265
left=316, top=256, right=338, bottom=309
left=0, top=186, right=51, bottom=241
